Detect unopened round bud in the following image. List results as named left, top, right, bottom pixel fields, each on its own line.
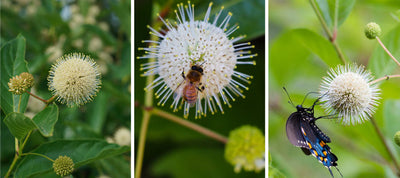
left=394, top=131, right=400, bottom=147
left=53, top=155, right=74, bottom=177
left=364, top=22, right=381, bottom=39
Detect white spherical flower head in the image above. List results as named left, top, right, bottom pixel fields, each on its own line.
left=48, top=53, right=101, bottom=106
left=319, top=64, right=380, bottom=125
left=114, top=127, right=131, bottom=146
left=139, top=2, right=256, bottom=118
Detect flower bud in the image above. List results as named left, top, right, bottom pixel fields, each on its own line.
left=394, top=131, right=400, bottom=147
left=53, top=155, right=74, bottom=177
left=364, top=22, right=381, bottom=39
left=8, top=72, right=34, bottom=95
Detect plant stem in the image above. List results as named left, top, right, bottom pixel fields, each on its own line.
left=369, top=74, right=400, bottom=85
left=152, top=108, right=228, bottom=143
left=376, top=37, right=400, bottom=68
left=26, top=90, right=47, bottom=103
left=5, top=155, right=19, bottom=178
left=370, top=117, right=400, bottom=176
left=135, top=13, right=160, bottom=178
left=20, top=153, right=55, bottom=162
left=309, top=0, right=347, bottom=64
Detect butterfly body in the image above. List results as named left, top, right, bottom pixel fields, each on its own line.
left=285, top=94, right=342, bottom=177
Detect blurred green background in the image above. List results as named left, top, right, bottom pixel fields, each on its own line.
left=134, top=0, right=265, bottom=177
left=1, top=0, right=131, bottom=177
left=269, top=0, right=400, bottom=178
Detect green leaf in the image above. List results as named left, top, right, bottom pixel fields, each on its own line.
left=32, top=104, right=59, bottom=137
left=152, top=148, right=264, bottom=178
left=3, top=113, right=36, bottom=140
left=291, top=29, right=341, bottom=66
left=99, top=156, right=131, bottom=178
left=315, top=0, right=356, bottom=28
left=368, top=25, right=400, bottom=77
left=270, top=29, right=341, bottom=85
left=14, top=140, right=130, bottom=178
left=0, top=34, right=29, bottom=115
left=88, top=92, right=109, bottom=134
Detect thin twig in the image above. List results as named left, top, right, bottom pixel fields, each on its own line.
left=20, top=152, right=55, bottom=162
left=369, top=116, right=400, bottom=176
left=26, top=90, right=47, bottom=103
left=369, top=74, right=400, bottom=85
left=309, top=0, right=346, bottom=64
left=152, top=108, right=228, bottom=143
left=376, top=37, right=400, bottom=68
left=135, top=13, right=160, bottom=178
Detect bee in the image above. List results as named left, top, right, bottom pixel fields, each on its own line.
left=179, top=64, right=205, bottom=107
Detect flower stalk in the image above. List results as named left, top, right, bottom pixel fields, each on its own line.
left=309, top=0, right=347, bottom=64
left=369, top=116, right=400, bottom=176
left=376, top=37, right=400, bottom=68
left=152, top=108, right=228, bottom=143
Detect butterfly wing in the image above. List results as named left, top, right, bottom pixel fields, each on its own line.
left=286, top=112, right=309, bottom=148
left=300, top=120, right=339, bottom=177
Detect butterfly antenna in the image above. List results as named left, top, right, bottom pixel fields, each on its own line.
left=301, top=91, right=318, bottom=106
left=283, top=87, right=295, bottom=108
left=335, top=166, right=343, bottom=178
left=328, top=167, right=334, bottom=178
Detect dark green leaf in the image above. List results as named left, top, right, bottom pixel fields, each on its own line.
left=368, top=25, right=400, bottom=77
left=99, top=156, right=131, bottom=178
left=88, top=92, right=109, bottom=134
left=14, top=140, right=130, bottom=178
left=32, top=104, right=59, bottom=137
left=0, top=34, right=29, bottom=115
left=152, top=148, right=264, bottom=178
left=4, top=112, right=36, bottom=140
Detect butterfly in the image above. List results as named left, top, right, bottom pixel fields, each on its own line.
left=283, top=87, right=342, bottom=177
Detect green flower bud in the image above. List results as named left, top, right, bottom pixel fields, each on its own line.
left=225, top=125, right=265, bottom=173
left=20, top=72, right=34, bottom=88
left=8, top=72, right=34, bottom=95
left=364, top=22, right=381, bottom=39
left=394, top=131, right=400, bottom=147
left=53, top=155, right=74, bottom=177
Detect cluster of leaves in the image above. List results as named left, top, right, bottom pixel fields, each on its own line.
left=270, top=0, right=400, bottom=177
left=1, top=1, right=131, bottom=177
left=134, top=0, right=265, bottom=177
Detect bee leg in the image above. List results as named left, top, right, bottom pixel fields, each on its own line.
left=196, top=86, right=205, bottom=92
left=181, top=68, right=186, bottom=79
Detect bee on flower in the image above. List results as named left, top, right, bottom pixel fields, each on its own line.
left=138, top=2, right=257, bottom=119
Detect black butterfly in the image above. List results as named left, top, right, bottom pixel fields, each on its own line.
left=283, top=87, right=342, bottom=178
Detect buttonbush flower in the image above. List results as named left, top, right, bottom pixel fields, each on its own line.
left=225, top=125, right=265, bottom=173
left=53, top=155, right=74, bottom=177
left=8, top=72, right=34, bottom=95
left=319, top=64, right=380, bottom=125
left=138, top=2, right=256, bottom=118
left=114, top=127, right=131, bottom=146
left=48, top=53, right=101, bottom=107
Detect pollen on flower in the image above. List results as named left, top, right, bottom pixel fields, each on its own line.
left=138, top=2, right=256, bottom=118
left=225, top=125, right=265, bottom=173
left=319, top=64, right=380, bottom=125
left=48, top=53, right=101, bottom=107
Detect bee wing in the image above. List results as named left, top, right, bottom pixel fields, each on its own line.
left=173, top=78, right=187, bottom=101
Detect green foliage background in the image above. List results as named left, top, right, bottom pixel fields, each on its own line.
left=1, top=0, right=131, bottom=177
left=134, top=0, right=265, bottom=177
left=269, top=0, right=400, bottom=177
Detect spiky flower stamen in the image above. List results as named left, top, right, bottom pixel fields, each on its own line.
left=48, top=53, right=101, bottom=106
left=319, top=64, right=380, bottom=125
left=139, top=2, right=256, bottom=119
